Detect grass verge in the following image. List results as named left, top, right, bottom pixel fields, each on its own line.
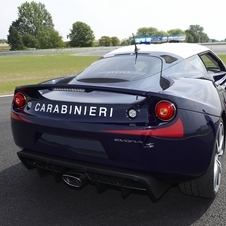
left=0, top=53, right=99, bottom=95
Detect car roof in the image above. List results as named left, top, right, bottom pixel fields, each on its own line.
left=104, top=43, right=210, bottom=59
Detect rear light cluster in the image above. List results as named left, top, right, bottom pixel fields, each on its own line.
left=155, top=100, right=176, bottom=121
left=13, top=92, right=27, bottom=108
left=127, top=100, right=176, bottom=122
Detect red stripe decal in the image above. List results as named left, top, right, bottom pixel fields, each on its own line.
left=11, top=112, right=32, bottom=123
left=102, top=119, right=184, bottom=137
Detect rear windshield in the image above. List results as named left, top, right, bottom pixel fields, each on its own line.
left=76, top=55, right=162, bottom=83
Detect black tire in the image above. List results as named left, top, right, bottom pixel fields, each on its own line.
left=179, top=118, right=225, bottom=198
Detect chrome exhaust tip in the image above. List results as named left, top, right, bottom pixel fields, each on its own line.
left=62, top=172, right=88, bottom=188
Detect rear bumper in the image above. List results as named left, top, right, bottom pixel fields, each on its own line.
left=12, top=110, right=218, bottom=184
left=18, top=149, right=170, bottom=201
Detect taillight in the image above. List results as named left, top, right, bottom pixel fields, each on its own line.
left=155, top=100, right=176, bottom=121
left=13, top=92, right=26, bottom=108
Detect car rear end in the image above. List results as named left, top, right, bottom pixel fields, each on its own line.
left=11, top=51, right=220, bottom=200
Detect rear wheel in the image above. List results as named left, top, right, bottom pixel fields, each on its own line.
left=179, top=119, right=225, bottom=198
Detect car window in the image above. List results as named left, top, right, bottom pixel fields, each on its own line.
left=76, top=55, right=162, bottom=83
left=174, top=55, right=207, bottom=73
left=187, top=55, right=207, bottom=74
left=200, top=54, right=221, bottom=73
left=163, top=55, right=207, bottom=78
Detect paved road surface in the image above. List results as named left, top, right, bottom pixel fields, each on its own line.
left=203, top=43, right=226, bottom=55
left=1, top=96, right=226, bottom=226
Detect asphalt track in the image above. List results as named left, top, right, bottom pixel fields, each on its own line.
left=204, top=43, right=226, bottom=55
left=1, top=46, right=226, bottom=226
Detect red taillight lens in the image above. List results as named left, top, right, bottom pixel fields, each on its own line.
left=155, top=101, right=176, bottom=121
left=13, top=92, right=26, bottom=108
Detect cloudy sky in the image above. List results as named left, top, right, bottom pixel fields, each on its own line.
left=1, top=0, right=225, bottom=41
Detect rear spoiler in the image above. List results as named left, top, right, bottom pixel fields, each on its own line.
left=15, top=83, right=161, bottom=98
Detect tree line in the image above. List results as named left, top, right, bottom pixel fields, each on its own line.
left=6, top=1, right=221, bottom=51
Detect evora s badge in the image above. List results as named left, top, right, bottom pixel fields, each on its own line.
left=114, top=139, right=154, bottom=148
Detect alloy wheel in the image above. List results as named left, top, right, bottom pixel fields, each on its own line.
left=213, top=122, right=224, bottom=193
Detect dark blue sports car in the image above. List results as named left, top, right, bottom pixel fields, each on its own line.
left=11, top=43, right=226, bottom=201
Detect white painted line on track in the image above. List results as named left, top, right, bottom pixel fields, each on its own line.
left=0, top=94, right=13, bottom=98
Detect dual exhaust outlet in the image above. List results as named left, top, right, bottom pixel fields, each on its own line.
left=62, top=172, right=88, bottom=188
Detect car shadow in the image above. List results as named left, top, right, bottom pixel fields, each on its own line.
left=0, top=162, right=224, bottom=226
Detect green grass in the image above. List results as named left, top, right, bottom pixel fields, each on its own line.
left=219, top=55, right=226, bottom=62
left=0, top=53, right=99, bottom=95
left=1, top=53, right=226, bottom=95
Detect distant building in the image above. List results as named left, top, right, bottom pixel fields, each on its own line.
left=0, top=44, right=10, bottom=52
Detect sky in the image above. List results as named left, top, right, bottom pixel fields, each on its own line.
left=1, top=0, right=225, bottom=41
